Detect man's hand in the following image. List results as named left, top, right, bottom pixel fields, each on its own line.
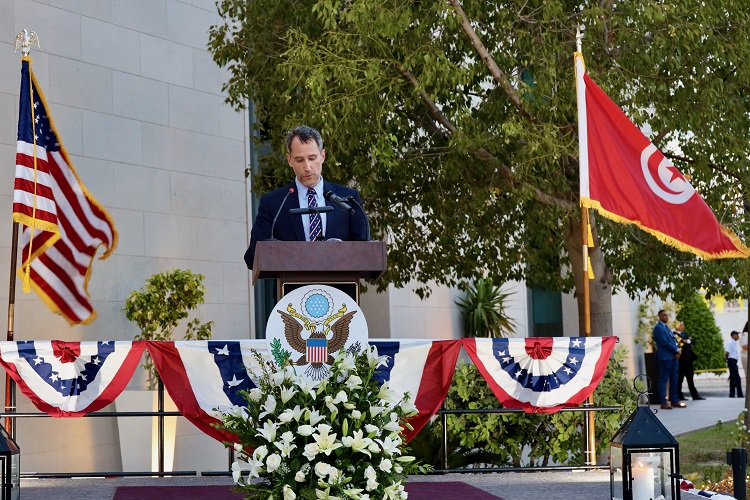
left=674, top=352, right=681, bottom=359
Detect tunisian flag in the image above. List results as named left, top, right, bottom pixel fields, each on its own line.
left=574, top=53, right=749, bottom=259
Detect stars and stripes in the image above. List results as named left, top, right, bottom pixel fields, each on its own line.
left=14, top=57, right=117, bottom=324
left=370, top=340, right=462, bottom=442
left=0, top=338, right=617, bottom=442
left=146, top=340, right=267, bottom=443
left=0, top=340, right=146, bottom=417
left=306, top=338, right=328, bottom=363
left=463, top=336, right=617, bottom=413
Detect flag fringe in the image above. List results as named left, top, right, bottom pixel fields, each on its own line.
left=581, top=197, right=750, bottom=260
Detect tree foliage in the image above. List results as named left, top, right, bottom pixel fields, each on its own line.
left=209, top=0, right=750, bottom=304
left=676, top=292, right=725, bottom=373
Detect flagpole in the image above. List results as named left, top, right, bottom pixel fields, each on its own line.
left=4, top=223, right=19, bottom=437
left=6, top=29, right=40, bottom=440
left=576, top=27, right=597, bottom=467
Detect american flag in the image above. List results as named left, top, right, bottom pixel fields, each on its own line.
left=14, top=57, right=117, bottom=324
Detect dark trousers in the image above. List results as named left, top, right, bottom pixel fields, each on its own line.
left=678, top=362, right=699, bottom=399
left=728, top=358, right=743, bottom=397
left=657, top=357, right=680, bottom=404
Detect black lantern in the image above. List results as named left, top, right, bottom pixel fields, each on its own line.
left=0, top=425, right=19, bottom=500
left=610, top=383, right=680, bottom=500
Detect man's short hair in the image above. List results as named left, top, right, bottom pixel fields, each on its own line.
left=286, top=125, right=323, bottom=152
left=732, top=330, right=740, bottom=337
left=658, top=309, right=666, bottom=315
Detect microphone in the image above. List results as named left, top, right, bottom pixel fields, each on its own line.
left=324, top=190, right=355, bottom=214
left=265, top=187, right=294, bottom=241
left=288, top=206, right=334, bottom=215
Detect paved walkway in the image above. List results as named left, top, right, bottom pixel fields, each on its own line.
left=18, top=374, right=746, bottom=500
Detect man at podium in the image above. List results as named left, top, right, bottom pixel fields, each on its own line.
left=244, top=125, right=368, bottom=269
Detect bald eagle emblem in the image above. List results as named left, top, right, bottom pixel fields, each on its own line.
left=277, top=289, right=357, bottom=380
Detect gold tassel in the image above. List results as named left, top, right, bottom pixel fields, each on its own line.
left=587, top=256, right=594, bottom=279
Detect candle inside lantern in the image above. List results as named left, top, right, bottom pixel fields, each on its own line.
left=632, top=465, right=655, bottom=499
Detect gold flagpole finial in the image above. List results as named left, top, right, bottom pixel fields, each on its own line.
left=14, top=29, right=40, bottom=57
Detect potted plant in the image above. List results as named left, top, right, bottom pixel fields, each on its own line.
left=118, top=268, right=214, bottom=472
left=123, top=268, right=214, bottom=389
left=455, top=278, right=517, bottom=338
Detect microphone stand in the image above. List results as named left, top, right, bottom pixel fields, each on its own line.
left=345, top=196, right=371, bottom=242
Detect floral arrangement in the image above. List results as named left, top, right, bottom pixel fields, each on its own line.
left=221, top=345, right=431, bottom=499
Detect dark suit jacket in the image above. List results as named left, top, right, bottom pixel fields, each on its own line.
left=244, top=181, right=368, bottom=269
left=653, top=321, right=679, bottom=361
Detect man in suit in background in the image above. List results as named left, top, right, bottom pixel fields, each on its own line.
left=653, top=309, right=686, bottom=409
left=244, top=125, right=368, bottom=269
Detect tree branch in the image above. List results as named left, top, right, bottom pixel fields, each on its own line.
left=663, top=152, right=742, bottom=183
left=397, top=62, right=575, bottom=211
left=447, top=0, right=540, bottom=126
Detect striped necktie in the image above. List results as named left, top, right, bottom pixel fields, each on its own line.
left=308, top=188, right=322, bottom=241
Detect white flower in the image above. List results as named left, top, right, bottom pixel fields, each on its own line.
left=255, top=421, right=278, bottom=443
left=271, top=370, right=287, bottom=386
left=341, top=429, right=373, bottom=458
left=369, top=405, right=387, bottom=418
left=258, top=394, right=277, bottom=419
left=377, top=383, right=401, bottom=406
left=315, top=487, right=340, bottom=500
left=364, top=465, right=379, bottom=490
left=295, top=470, right=306, bottom=482
left=383, top=420, right=402, bottom=433
left=279, top=411, right=295, bottom=424
left=283, top=484, right=296, bottom=500
left=266, top=453, right=281, bottom=473
left=383, top=481, right=405, bottom=500
left=365, top=346, right=388, bottom=369
left=231, top=459, right=251, bottom=483
left=296, top=376, right=319, bottom=399
left=400, top=394, right=418, bottom=415
left=233, top=442, right=243, bottom=453
left=280, top=386, right=297, bottom=403
left=327, top=466, right=341, bottom=484
left=307, top=408, right=325, bottom=425
left=315, top=461, right=332, bottom=478
left=274, top=437, right=297, bottom=458
left=345, top=374, right=363, bottom=390
left=298, top=424, right=314, bottom=436
left=364, top=424, right=380, bottom=437
left=247, top=388, right=263, bottom=402
left=313, top=424, right=343, bottom=455
left=303, top=442, right=320, bottom=461
left=252, top=445, right=268, bottom=462
left=324, top=395, right=339, bottom=414
left=364, top=465, right=377, bottom=482
left=376, top=435, right=402, bottom=456
left=339, top=353, right=356, bottom=371
left=379, top=458, right=393, bottom=472
left=351, top=409, right=362, bottom=420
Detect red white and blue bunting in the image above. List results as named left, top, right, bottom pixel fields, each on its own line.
left=0, top=338, right=616, bottom=441
left=463, top=337, right=617, bottom=413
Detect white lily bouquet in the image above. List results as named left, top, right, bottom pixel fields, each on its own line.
left=221, top=345, right=431, bottom=499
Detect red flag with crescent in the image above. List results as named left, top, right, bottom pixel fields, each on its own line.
left=575, top=53, right=749, bottom=259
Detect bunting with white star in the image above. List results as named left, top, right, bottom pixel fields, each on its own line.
left=0, top=340, right=145, bottom=417
left=462, top=337, right=617, bottom=413
left=146, top=340, right=268, bottom=443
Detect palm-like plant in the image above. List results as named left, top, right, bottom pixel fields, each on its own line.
left=455, top=279, right=517, bottom=338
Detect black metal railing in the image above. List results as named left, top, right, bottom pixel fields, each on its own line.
left=0, top=381, right=620, bottom=478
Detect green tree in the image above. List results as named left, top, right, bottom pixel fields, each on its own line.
left=676, top=292, right=725, bottom=373
left=123, top=269, right=214, bottom=389
left=209, top=1, right=750, bottom=335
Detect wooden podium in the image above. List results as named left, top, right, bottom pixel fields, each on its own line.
left=252, top=241, right=386, bottom=303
